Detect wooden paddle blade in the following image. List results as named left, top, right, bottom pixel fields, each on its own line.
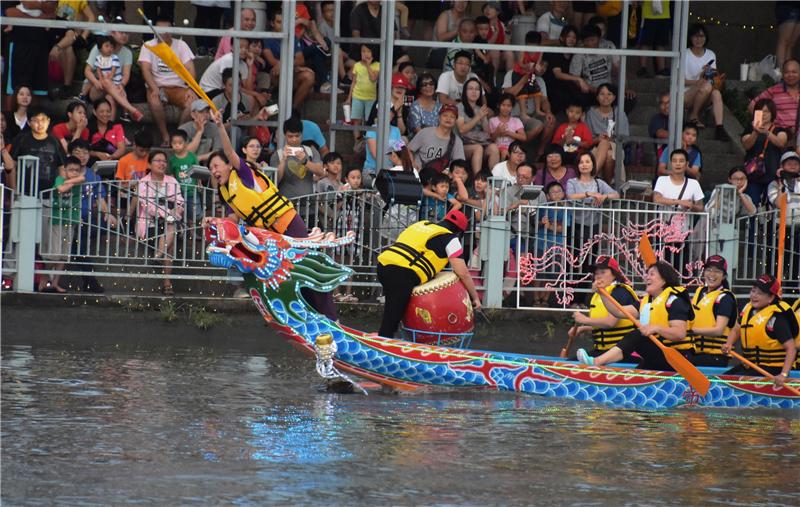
left=652, top=338, right=711, bottom=396
left=639, top=234, right=657, bottom=267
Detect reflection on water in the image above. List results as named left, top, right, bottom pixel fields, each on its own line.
left=3, top=339, right=799, bottom=506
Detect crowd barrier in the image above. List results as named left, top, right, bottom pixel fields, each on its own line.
left=1, top=176, right=798, bottom=307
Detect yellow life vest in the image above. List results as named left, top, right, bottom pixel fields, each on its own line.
left=690, top=286, right=734, bottom=356
left=377, top=221, right=452, bottom=283
left=588, top=282, right=639, bottom=352
left=740, top=301, right=798, bottom=368
left=640, top=286, right=693, bottom=351
left=793, top=299, right=800, bottom=368
left=219, top=168, right=295, bottom=230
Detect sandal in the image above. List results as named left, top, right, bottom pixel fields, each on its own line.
left=131, top=110, right=144, bottom=123
left=344, top=294, right=359, bottom=303
left=162, top=284, right=174, bottom=296
left=688, top=118, right=706, bottom=129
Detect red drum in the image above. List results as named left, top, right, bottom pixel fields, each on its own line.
left=402, top=272, right=475, bottom=346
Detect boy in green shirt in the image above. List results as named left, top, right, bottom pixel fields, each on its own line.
left=40, top=156, right=84, bottom=293
left=169, top=130, right=201, bottom=226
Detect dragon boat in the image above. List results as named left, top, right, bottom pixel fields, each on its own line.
left=204, top=218, right=800, bottom=410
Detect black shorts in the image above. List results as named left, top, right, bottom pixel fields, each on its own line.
left=776, top=2, right=800, bottom=25
left=637, top=18, right=672, bottom=48
left=510, top=71, right=541, bottom=98
left=5, top=42, right=49, bottom=96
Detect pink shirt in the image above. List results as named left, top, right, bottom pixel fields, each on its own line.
left=138, top=38, right=195, bottom=88
left=489, top=116, right=524, bottom=149
left=136, top=173, right=185, bottom=238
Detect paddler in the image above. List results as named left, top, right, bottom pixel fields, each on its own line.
left=721, top=275, right=799, bottom=386
left=687, top=255, right=738, bottom=367
left=208, top=111, right=337, bottom=320
left=576, top=261, right=694, bottom=370
left=376, top=209, right=482, bottom=338
left=564, top=256, right=639, bottom=360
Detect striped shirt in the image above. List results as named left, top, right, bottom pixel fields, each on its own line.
left=750, top=82, right=799, bottom=130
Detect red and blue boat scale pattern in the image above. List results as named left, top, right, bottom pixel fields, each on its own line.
left=205, top=219, right=800, bottom=410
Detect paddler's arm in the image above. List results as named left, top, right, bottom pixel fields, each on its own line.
left=690, top=315, right=730, bottom=337
left=720, top=322, right=741, bottom=355
left=775, top=340, right=797, bottom=387
left=573, top=310, right=619, bottom=329
left=211, top=110, right=242, bottom=169
left=639, top=319, right=687, bottom=341
left=450, top=257, right=482, bottom=310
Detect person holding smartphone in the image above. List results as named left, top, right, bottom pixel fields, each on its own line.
left=683, top=24, right=731, bottom=142
left=741, top=98, right=789, bottom=206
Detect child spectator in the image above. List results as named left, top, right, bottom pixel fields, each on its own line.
left=52, top=101, right=89, bottom=154
left=40, top=156, right=84, bottom=293
left=538, top=1, right=571, bottom=45
left=569, top=24, right=613, bottom=106
left=482, top=1, right=514, bottom=73
left=317, top=152, right=344, bottom=193
left=334, top=167, right=364, bottom=302
left=345, top=44, right=380, bottom=139
left=444, top=18, right=479, bottom=71
left=509, top=31, right=545, bottom=120
left=261, top=9, right=316, bottom=109
left=116, top=130, right=153, bottom=183
left=318, top=1, right=355, bottom=91
left=552, top=102, right=593, bottom=164
left=168, top=130, right=202, bottom=227
left=489, top=93, right=526, bottom=160
left=8, top=108, right=66, bottom=195
left=648, top=92, right=671, bottom=161
left=448, top=159, right=470, bottom=195
left=657, top=123, right=702, bottom=179
left=69, top=139, right=115, bottom=293
left=457, top=170, right=489, bottom=222
left=534, top=180, right=572, bottom=304
left=89, top=35, right=143, bottom=122
left=421, top=172, right=461, bottom=222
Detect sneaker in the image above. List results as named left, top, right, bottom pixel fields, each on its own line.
left=576, top=348, right=594, bottom=366
left=320, top=82, right=333, bottom=93
left=73, top=94, right=89, bottom=104
left=120, top=111, right=132, bottom=123
left=714, top=125, right=732, bottom=142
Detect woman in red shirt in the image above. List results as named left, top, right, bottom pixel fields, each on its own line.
left=88, top=98, right=126, bottom=161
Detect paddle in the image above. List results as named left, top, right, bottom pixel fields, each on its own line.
left=561, top=327, right=577, bottom=358
left=726, top=350, right=800, bottom=397
left=776, top=192, right=787, bottom=296
left=639, top=234, right=658, bottom=267
left=598, top=286, right=711, bottom=396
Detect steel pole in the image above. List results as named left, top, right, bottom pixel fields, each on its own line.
left=230, top=0, right=242, bottom=149
left=276, top=0, right=296, bottom=149
left=376, top=1, right=396, bottom=175
left=328, top=0, right=343, bottom=151
left=614, top=0, right=630, bottom=187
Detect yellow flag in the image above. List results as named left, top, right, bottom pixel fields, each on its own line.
left=144, top=41, right=219, bottom=113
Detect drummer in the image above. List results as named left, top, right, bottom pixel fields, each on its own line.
left=576, top=261, right=694, bottom=370
left=721, top=275, right=798, bottom=386
left=687, top=255, right=737, bottom=367
left=376, top=209, right=482, bottom=338
left=564, top=256, right=639, bottom=360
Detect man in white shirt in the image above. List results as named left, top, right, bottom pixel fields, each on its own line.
left=436, top=51, right=479, bottom=105
left=137, top=16, right=197, bottom=146
left=198, top=38, right=251, bottom=96
left=653, top=148, right=705, bottom=211
left=537, top=1, right=569, bottom=45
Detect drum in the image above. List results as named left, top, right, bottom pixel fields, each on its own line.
left=401, top=272, right=474, bottom=346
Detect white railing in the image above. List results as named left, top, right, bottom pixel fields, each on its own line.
left=513, top=200, right=709, bottom=310
left=734, top=207, right=800, bottom=294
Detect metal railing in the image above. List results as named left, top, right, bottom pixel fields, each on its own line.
left=735, top=207, right=800, bottom=294
left=513, top=200, right=709, bottom=310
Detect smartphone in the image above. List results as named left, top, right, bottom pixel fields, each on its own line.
left=753, top=110, right=763, bottom=129
left=705, top=59, right=715, bottom=66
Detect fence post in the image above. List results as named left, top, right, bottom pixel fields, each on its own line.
left=11, top=156, right=42, bottom=292
left=481, top=178, right=510, bottom=308
left=708, top=184, right=738, bottom=279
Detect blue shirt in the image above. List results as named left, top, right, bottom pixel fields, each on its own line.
left=659, top=145, right=702, bottom=171
left=263, top=38, right=302, bottom=67
left=420, top=193, right=454, bottom=222
left=302, top=120, right=326, bottom=150
left=536, top=206, right=572, bottom=255
left=363, top=126, right=401, bottom=173
left=80, top=168, right=107, bottom=221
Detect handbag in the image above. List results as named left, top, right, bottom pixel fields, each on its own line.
left=743, top=128, right=771, bottom=179
left=711, top=73, right=726, bottom=91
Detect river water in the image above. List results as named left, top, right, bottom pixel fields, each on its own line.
left=2, top=307, right=800, bottom=506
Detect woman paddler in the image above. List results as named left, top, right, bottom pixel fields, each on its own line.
left=376, top=209, right=482, bottom=338
left=564, top=256, right=639, bottom=360
left=687, top=255, right=737, bottom=367
left=576, top=261, right=695, bottom=370
left=208, top=111, right=337, bottom=321
left=721, top=275, right=799, bottom=386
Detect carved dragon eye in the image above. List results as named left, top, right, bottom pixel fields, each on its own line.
left=244, top=231, right=259, bottom=244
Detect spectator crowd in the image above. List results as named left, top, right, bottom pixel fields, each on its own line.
left=1, top=1, right=799, bottom=300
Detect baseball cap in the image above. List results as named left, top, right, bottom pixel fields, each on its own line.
left=444, top=209, right=468, bottom=231
left=753, top=274, right=780, bottom=296
left=391, top=72, right=410, bottom=89
left=191, top=99, right=211, bottom=112
left=439, top=103, right=458, bottom=117
left=780, top=151, right=800, bottom=165
left=703, top=255, right=728, bottom=272
left=590, top=255, right=628, bottom=283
